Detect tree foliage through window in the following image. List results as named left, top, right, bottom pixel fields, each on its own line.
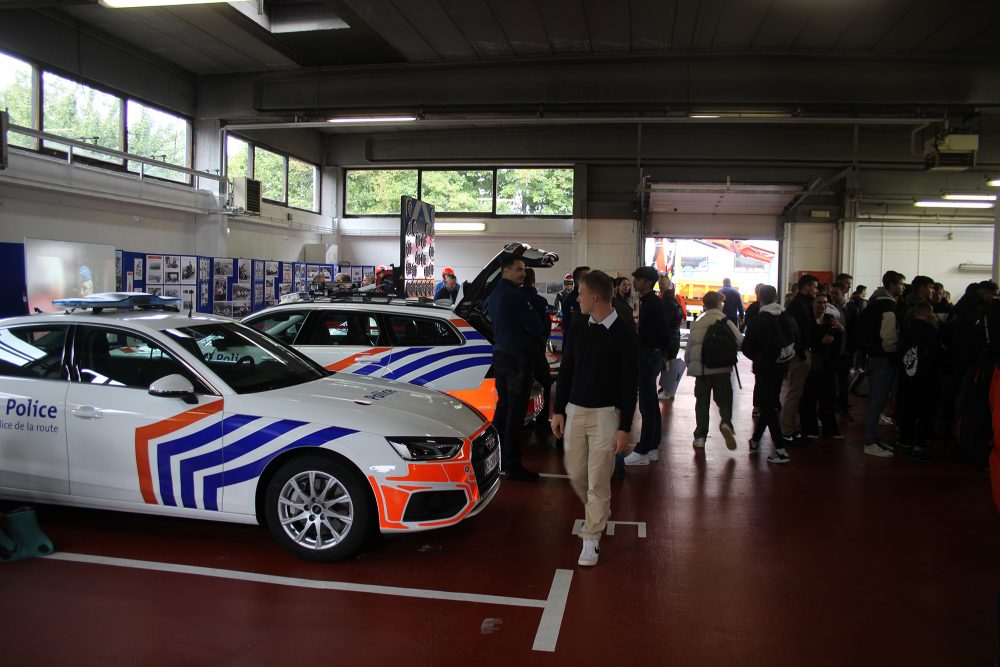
left=0, top=52, right=34, bottom=149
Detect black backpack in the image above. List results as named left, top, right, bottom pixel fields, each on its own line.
left=702, top=318, right=739, bottom=369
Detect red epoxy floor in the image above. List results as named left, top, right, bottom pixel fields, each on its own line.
left=2, top=358, right=999, bottom=666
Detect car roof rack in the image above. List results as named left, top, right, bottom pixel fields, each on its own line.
left=52, top=292, right=181, bottom=314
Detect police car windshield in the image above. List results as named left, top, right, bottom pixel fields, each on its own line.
left=163, top=322, right=327, bottom=394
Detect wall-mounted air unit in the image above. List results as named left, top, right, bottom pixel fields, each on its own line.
left=233, top=176, right=262, bottom=213
left=924, top=133, right=979, bottom=172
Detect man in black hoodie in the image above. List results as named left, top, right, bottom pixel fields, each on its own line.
left=863, top=270, right=905, bottom=457
left=779, top=274, right=818, bottom=441
left=897, top=301, right=944, bottom=461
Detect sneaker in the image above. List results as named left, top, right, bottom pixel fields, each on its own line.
left=578, top=539, right=600, bottom=567
left=647, top=449, right=659, bottom=462
left=748, top=438, right=760, bottom=454
left=767, top=449, right=791, bottom=464
left=879, top=413, right=894, bottom=425
left=864, top=442, right=894, bottom=458
left=906, top=446, right=931, bottom=462
left=827, top=433, right=844, bottom=440
left=720, top=424, right=737, bottom=450
left=692, top=437, right=706, bottom=449
left=623, top=451, right=650, bottom=466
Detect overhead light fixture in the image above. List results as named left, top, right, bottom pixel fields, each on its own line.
left=987, top=178, right=1000, bottom=187
left=942, top=193, right=998, bottom=201
left=688, top=111, right=793, bottom=119
left=914, top=200, right=995, bottom=209
left=100, top=0, right=228, bottom=7
left=435, top=222, right=486, bottom=232
left=327, top=116, right=417, bottom=124
left=688, top=114, right=721, bottom=119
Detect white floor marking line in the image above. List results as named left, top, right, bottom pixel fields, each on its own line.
left=45, top=552, right=574, bottom=652
left=539, top=472, right=570, bottom=479
left=532, top=569, right=573, bottom=652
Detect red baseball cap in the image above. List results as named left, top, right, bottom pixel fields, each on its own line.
left=442, top=266, right=455, bottom=277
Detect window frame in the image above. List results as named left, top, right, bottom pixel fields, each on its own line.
left=342, top=166, right=575, bottom=219
left=383, top=314, right=462, bottom=347
left=0, top=324, right=70, bottom=381
left=0, top=48, right=194, bottom=186
left=224, top=132, right=323, bottom=214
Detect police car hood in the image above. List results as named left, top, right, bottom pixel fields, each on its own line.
left=238, top=374, right=486, bottom=439
left=453, top=242, right=559, bottom=338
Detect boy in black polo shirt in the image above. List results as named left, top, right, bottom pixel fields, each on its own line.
left=552, top=271, right=639, bottom=567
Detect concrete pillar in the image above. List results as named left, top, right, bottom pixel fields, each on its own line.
left=994, top=203, right=1000, bottom=284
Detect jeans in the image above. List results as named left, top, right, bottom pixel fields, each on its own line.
left=493, top=350, right=533, bottom=471
left=635, top=348, right=663, bottom=454
left=563, top=404, right=619, bottom=540
left=694, top=373, right=733, bottom=438
left=865, top=356, right=896, bottom=444
left=751, top=366, right=786, bottom=445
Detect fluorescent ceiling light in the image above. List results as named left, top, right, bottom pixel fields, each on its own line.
left=987, top=179, right=1000, bottom=187
left=942, top=193, right=997, bottom=201
left=100, top=0, right=228, bottom=7
left=689, top=114, right=720, bottom=119
left=914, top=200, right=994, bottom=209
left=327, top=116, right=416, bottom=124
left=435, top=222, right=486, bottom=232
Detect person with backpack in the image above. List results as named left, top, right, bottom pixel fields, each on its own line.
left=780, top=274, right=818, bottom=442
left=862, top=270, right=905, bottom=457
left=742, top=285, right=797, bottom=463
left=623, top=266, right=670, bottom=466
left=685, top=290, right=743, bottom=450
left=897, top=301, right=944, bottom=462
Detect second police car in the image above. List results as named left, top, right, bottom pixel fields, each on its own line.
left=0, top=293, right=500, bottom=561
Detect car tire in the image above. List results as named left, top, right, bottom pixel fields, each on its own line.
left=264, top=454, right=372, bottom=562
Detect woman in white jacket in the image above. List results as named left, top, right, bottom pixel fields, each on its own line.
left=685, top=291, right=744, bottom=449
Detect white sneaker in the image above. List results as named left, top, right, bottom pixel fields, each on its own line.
left=864, top=442, right=894, bottom=458
left=720, top=424, right=737, bottom=450
left=692, top=437, right=706, bottom=449
left=623, top=451, right=650, bottom=466
left=879, top=413, right=894, bottom=425
left=647, top=449, right=659, bottom=462
left=578, top=539, right=600, bottom=567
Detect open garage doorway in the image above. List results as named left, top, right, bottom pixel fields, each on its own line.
left=644, top=237, right=780, bottom=323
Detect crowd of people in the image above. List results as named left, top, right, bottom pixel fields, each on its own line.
left=484, top=257, right=998, bottom=567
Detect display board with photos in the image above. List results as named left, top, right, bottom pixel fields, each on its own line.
left=400, top=196, right=436, bottom=299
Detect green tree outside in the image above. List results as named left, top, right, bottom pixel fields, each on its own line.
left=254, top=146, right=285, bottom=202
left=126, top=99, right=189, bottom=183
left=496, top=168, right=574, bottom=216
left=42, top=71, right=122, bottom=164
left=288, top=157, right=318, bottom=211
left=346, top=169, right=418, bottom=215
left=0, top=53, right=34, bottom=149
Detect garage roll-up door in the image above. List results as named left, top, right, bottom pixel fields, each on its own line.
left=649, top=213, right=779, bottom=240
left=646, top=182, right=800, bottom=240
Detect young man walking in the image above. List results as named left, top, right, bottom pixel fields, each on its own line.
left=742, top=285, right=796, bottom=464
left=624, top=266, right=669, bottom=466
left=780, top=275, right=818, bottom=443
left=552, top=271, right=638, bottom=567
left=685, top=291, right=743, bottom=450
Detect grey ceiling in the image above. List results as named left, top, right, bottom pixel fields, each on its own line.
left=38, top=0, right=1000, bottom=75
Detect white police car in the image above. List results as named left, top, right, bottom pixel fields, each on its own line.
left=0, top=293, right=500, bottom=561
left=243, top=243, right=559, bottom=421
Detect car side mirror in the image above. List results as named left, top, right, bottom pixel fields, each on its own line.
left=149, top=374, right=198, bottom=404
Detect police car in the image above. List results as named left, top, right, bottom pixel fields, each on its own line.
left=243, top=243, right=559, bottom=421
left=0, top=293, right=500, bottom=562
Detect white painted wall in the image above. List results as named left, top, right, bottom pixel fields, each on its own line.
left=783, top=222, right=836, bottom=290
left=852, top=224, right=993, bottom=297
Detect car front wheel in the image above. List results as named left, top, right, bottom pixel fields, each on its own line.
left=264, top=454, right=372, bottom=562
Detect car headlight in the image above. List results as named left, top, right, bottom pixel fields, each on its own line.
left=387, top=437, right=464, bottom=461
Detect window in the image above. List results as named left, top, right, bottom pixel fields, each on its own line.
left=74, top=326, right=198, bottom=389
left=244, top=310, right=309, bottom=345
left=42, top=71, right=123, bottom=164
left=496, top=168, right=574, bottom=216
left=254, top=146, right=286, bottom=202
left=386, top=316, right=460, bottom=346
left=288, top=157, right=319, bottom=211
left=420, top=170, right=493, bottom=213
left=126, top=100, right=189, bottom=183
left=345, top=169, right=418, bottom=215
left=0, top=326, right=67, bottom=379
left=227, top=135, right=249, bottom=180
left=0, top=52, right=35, bottom=149
left=303, top=312, right=381, bottom=347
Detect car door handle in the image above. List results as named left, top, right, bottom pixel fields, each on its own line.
left=356, top=356, right=380, bottom=364
left=71, top=406, right=103, bottom=420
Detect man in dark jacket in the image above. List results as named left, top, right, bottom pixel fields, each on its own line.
left=560, top=266, right=590, bottom=348
left=742, top=283, right=765, bottom=333
left=719, top=278, right=744, bottom=327
left=743, top=285, right=797, bottom=464
left=897, top=301, right=944, bottom=461
left=524, top=268, right=553, bottom=435
left=551, top=271, right=638, bottom=567
left=484, top=256, right=547, bottom=481
left=623, top=266, right=669, bottom=466
left=780, top=274, right=818, bottom=441
left=862, top=270, right=905, bottom=457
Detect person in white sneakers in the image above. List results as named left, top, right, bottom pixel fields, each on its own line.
left=552, top=271, right=639, bottom=567
left=685, top=291, right=744, bottom=450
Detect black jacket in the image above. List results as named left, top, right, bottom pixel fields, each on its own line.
left=786, top=292, right=814, bottom=359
